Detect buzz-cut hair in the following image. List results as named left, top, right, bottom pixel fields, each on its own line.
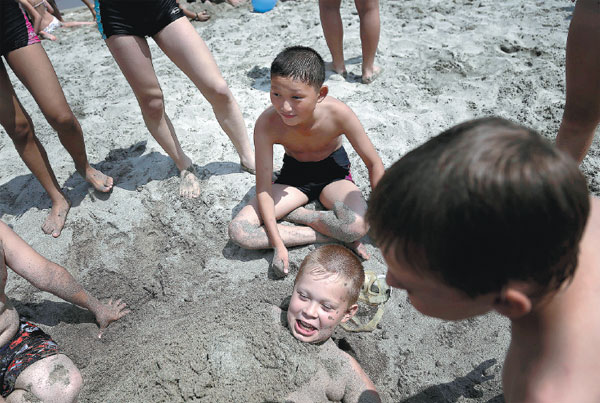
left=295, top=244, right=364, bottom=306
left=367, top=117, right=590, bottom=298
left=271, top=46, right=326, bottom=90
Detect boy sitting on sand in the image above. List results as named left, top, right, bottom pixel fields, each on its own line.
left=229, top=46, right=384, bottom=276
left=0, top=221, right=129, bottom=402
left=367, top=117, right=600, bottom=402
left=284, top=244, right=380, bottom=403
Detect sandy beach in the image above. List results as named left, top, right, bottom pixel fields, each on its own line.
left=1, top=0, right=597, bottom=401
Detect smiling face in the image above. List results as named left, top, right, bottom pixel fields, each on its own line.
left=287, top=269, right=357, bottom=343
left=382, top=246, right=495, bottom=320
left=270, top=75, right=326, bottom=127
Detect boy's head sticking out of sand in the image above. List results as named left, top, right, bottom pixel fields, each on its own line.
left=287, top=245, right=364, bottom=344
left=367, top=117, right=590, bottom=320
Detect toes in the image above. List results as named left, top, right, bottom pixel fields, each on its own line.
left=42, top=223, right=53, bottom=235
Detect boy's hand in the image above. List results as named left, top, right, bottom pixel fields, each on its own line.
left=272, top=246, right=289, bottom=278
left=95, top=299, right=130, bottom=339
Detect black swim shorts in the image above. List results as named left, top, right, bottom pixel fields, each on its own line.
left=95, top=0, right=185, bottom=39
left=0, top=318, right=59, bottom=397
left=274, top=146, right=354, bottom=202
left=0, top=1, right=41, bottom=57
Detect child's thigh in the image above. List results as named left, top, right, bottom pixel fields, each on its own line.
left=319, top=180, right=366, bottom=214
left=235, top=184, right=309, bottom=224
left=13, top=354, right=81, bottom=398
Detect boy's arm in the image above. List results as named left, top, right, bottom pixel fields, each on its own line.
left=0, top=222, right=129, bottom=337
left=343, top=353, right=381, bottom=403
left=254, top=115, right=289, bottom=273
left=338, top=104, right=385, bottom=189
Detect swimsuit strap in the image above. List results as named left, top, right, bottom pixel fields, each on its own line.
left=33, top=0, right=46, bottom=8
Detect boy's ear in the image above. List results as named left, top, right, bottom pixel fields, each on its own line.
left=340, top=303, right=359, bottom=323
left=492, top=286, right=532, bottom=319
left=317, top=86, right=328, bottom=102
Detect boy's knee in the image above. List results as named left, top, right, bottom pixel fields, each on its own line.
left=228, top=219, right=259, bottom=249
left=228, top=219, right=248, bottom=247
left=339, top=218, right=367, bottom=242
left=333, top=203, right=367, bottom=242
left=35, top=361, right=82, bottom=402
left=60, top=368, right=83, bottom=402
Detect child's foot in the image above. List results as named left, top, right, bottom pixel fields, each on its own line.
left=82, top=166, right=113, bottom=192
left=362, top=65, right=382, bottom=84
left=41, top=196, right=71, bottom=238
left=180, top=165, right=201, bottom=198
left=325, top=62, right=347, bottom=78
left=347, top=240, right=369, bottom=260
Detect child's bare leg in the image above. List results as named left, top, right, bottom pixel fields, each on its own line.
left=229, top=185, right=333, bottom=249
left=61, top=21, right=95, bottom=28
left=319, top=0, right=347, bottom=75
left=555, top=0, right=600, bottom=163
left=105, top=34, right=200, bottom=198
left=153, top=18, right=255, bottom=173
left=5, top=43, right=113, bottom=193
left=355, top=0, right=380, bottom=83
left=0, top=61, right=70, bottom=238
left=8, top=354, right=82, bottom=403
left=229, top=185, right=334, bottom=274
left=285, top=180, right=369, bottom=259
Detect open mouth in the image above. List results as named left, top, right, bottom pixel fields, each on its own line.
left=295, top=319, right=317, bottom=336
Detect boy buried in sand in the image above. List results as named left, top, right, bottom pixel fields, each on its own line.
left=228, top=46, right=384, bottom=276
left=367, top=117, right=600, bottom=402
left=284, top=244, right=380, bottom=403
left=0, top=221, right=129, bottom=401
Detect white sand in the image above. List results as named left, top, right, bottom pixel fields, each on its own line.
left=1, top=0, right=597, bottom=401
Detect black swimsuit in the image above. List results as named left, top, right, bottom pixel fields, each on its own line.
left=274, top=146, right=354, bottom=202
left=0, top=1, right=40, bottom=57
left=95, top=0, right=185, bottom=39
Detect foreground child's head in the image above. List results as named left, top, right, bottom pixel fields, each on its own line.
left=270, top=46, right=328, bottom=126
left=367, top=117, right=590, bottom=320
left=287, top=245, right=364, bottom=343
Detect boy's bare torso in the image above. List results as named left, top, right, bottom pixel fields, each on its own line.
left=503, top=197, right=600, bottom=402
left=261, top=97, right=347, bottom=162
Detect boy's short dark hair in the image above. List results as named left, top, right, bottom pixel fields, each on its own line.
left=271, top=46, right=325, bottom=90
left=367, top=117, right=590, bottom=297
left=295, top=245, right=364, bottom=306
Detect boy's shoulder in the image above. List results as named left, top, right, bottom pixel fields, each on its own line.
left=318, top=95, right=354, bottom=117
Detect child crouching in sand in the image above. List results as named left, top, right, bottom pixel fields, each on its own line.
left=367, top=117, right=599, bottom=402
left=284, top=244, right=380, bottom=403
left=228, top=46, right=384, bottom=276
left=0, top=221, right=129, bottom=401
